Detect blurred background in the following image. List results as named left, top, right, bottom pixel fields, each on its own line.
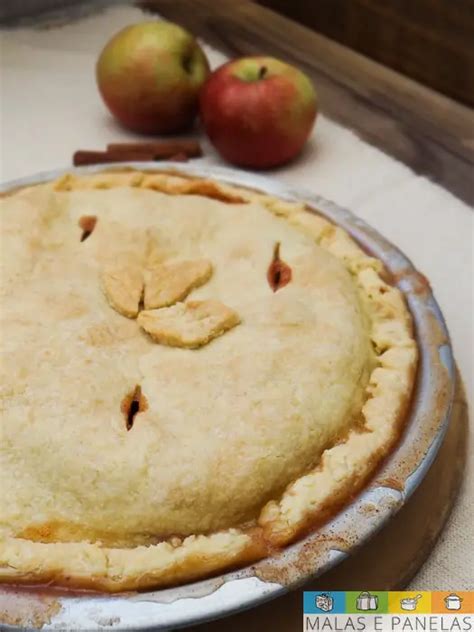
left=2, top=0, right=473, bottom=106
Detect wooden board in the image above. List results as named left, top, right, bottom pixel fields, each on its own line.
left=258, top=0, right=474, bottom=107
left=140, top=0, right=474, bottom=207
left=188, top=373, right=468, bottom=630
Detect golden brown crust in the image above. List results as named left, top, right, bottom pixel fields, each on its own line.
left=101, top=261, right=144, bottom=318
left=0, top=169, right=417, bottom=590
left=144, top=259, right=213, bottom=310
left=138, top=300, right=240, bottom=349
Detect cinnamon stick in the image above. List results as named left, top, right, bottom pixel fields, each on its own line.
left=107, top=139, right=202, bottom=159
left=73, top=149, right=157, bottom=167
left=73, top=138, right=202, bottom=167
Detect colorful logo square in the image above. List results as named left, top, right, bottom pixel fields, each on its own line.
left=346, top=591, right=388, bottom=613
left=303, top=591, right=346, bottom=614
left=432, top=592, right=473, bottom=614
left=389, top=592, right=431, bottom=614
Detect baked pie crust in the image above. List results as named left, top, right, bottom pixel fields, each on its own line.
left=0, top=170, right=417, bottom=591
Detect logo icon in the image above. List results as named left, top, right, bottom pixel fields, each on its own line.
left=315, top=593, right=334, bottom=612
left=400, top=595, right=422, bottom=611
left=444, top=594, right=463, bottom=611
left=356, top=592, right=379, bottom=611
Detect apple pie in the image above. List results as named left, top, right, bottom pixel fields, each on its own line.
left=0, top=170, right=417, bottom=591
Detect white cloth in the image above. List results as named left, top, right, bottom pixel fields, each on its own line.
left=0, top=4, right=472, bottom=590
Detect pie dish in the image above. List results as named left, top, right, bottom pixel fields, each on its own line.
left=0, top=169, right=417, bottom=592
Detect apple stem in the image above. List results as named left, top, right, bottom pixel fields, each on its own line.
left=259, top=66, right=267, bottom=79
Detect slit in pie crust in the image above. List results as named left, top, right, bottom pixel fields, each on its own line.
left=0, top=170, right=417, bottom=591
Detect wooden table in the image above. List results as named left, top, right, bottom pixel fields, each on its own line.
left=140, top=0, right=474, bottom=207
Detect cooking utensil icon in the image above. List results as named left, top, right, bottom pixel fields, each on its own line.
left=400, top=595, right=422, bottom=611
left=444, top=594, right=463, bottom=610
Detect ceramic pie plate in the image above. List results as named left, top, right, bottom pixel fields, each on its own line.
left=0, top=162, right=455, bottom=631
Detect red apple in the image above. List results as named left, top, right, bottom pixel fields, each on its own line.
left=96, top=22, right=210, bottom=134
left=199, top=56, right=317, bottom=168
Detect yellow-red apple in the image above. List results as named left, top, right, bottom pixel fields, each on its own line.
left=199, top=56, right=317, bottom=168
left=96, top=22, right=210, bottom=134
